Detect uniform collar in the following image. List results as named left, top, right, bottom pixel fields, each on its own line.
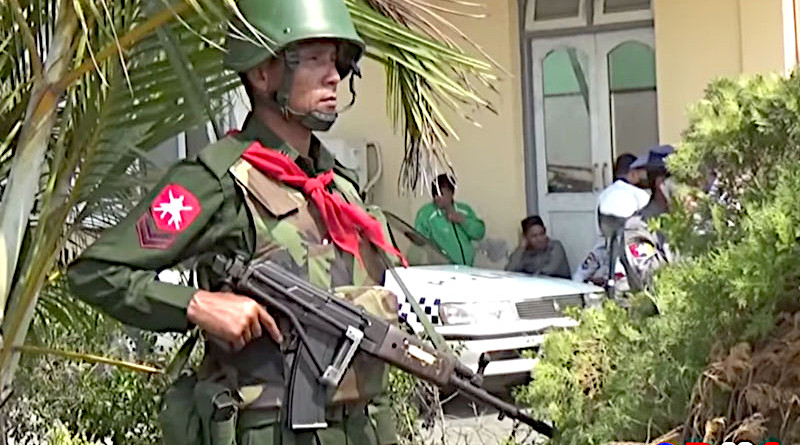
left=236, top=114, right=336, bottom=176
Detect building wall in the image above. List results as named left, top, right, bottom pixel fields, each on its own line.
left=653, top=0, right=797, bottom=144
left=296, top=0, right=798, bottom=266
left=328, top=0, right=527, bottom=259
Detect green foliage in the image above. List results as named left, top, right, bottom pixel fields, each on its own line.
left=517, top=72, right=800, bottom=445
left=667, top=71, right=800, bottom=252
left=6, top=301, right=177, bottom=445
left=388, top=368, right=423, bottom=444
left=46, top=421, right=105, bottom=445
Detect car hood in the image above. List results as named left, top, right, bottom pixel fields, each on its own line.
left=386, top=265, right=602, bottom=303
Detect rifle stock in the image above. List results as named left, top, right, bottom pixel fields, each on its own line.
left=217, top=256, right=555, bottom=438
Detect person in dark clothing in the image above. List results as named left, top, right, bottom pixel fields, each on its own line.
left=505, top=216, right=570, bottom=279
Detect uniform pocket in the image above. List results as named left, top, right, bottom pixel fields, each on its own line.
left=330, top=287, right=397, bottom=405
left=160, top=374, right=203, bottom=445
left=194, top=380, right=240, bottom=445
left=238, top=410, right=282, bottom=445
left=344, top=409, right=379, bottom=445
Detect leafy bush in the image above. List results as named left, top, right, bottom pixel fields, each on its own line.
left=6, top=300, right=175, bottom=445
left=388, top=369, right=423, bottom=444
left=46, top=421, right=105, bottom=445
left=516, top=72, right=800, bottom=445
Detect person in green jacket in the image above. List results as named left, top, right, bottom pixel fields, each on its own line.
left=414, top=174, right=486, bottom=266
left=67, top=1, right=402, bottom=444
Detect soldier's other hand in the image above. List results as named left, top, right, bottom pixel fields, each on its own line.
left=187, top=290, right=283, bottom=350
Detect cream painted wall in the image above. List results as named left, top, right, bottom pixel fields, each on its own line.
left=328, top=0, right=527, bottom=264
left=653, top=0, right=796, bottom=144
left=740, top=0, right=786, bottom=73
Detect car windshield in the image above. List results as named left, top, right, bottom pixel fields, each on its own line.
left=383, top=211, right=452, bottom=266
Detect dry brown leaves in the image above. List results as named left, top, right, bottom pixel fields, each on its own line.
left=683, top=312, right=800, bottom=444
left=603, top=426, right=683, bottom=445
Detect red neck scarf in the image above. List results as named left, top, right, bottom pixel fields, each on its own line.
left=240, top=141, right=408, bottom=267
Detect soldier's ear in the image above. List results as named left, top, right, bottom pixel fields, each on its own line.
left=245, top=61, right=279, bottom=99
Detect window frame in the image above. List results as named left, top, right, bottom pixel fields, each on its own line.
left=592, top=0, right=653, bottom=25
left=526, top=0, right=589, bottom=32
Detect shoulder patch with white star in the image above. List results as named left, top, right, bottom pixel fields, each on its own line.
left=137, top=184, right=202, bottom=249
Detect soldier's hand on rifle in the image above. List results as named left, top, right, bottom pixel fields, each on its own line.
left=187, top=290, right=284, bottom=350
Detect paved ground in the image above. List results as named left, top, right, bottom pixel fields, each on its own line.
left=416, top=390, right=547, bottom=445
left=441, top=396, right=518, bottom=445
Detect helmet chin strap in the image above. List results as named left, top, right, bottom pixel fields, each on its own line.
left=273, top=48, right=361, bottom=132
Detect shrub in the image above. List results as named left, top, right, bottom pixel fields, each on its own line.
left=516, top=72, right=800, bottom=445
left=6, top=303, right=173, bottom=445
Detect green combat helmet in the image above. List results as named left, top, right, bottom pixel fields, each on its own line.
left=224, top=0, right=366, bottom=131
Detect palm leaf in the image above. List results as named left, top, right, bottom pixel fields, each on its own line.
left=0, top=1, right=235, bottom=393
left=0, top=0, right=499, bottom=397
left=30, top=275, right=96, bottom=344
left=347, top=0, right=498, bottom=191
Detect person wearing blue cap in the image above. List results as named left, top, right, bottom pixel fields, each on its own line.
left=629, top=144, right=674, bottom=170
left=634, top=144, right=676, bottom=220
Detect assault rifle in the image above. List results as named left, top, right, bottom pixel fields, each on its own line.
left=215, top=256, right=554, bottom=438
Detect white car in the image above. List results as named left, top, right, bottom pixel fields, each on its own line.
left=382, top=212, right=604, bottom=380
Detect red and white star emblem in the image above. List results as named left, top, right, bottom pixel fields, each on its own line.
left=149, top=184, right=201, bottom=233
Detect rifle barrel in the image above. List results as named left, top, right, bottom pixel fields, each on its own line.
left=449, top=375, right=554, bottom=438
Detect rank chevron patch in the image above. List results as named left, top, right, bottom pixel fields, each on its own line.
left=136, top=213, right=176, bottom=250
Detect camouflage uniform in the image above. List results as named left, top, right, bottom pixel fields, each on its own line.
left=67, top=118, right=400, bottom=445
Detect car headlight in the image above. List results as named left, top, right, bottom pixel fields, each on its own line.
left=438, top=302, right=518, bottom=325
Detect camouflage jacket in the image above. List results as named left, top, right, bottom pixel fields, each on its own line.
left=67, top=117, right=398, bottom=442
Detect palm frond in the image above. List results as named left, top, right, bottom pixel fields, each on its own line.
left=14, top=344, right=163, bottom=374
left=29, top=275, right=96, bottom=344
left=0, top=1, right=236, bottom=393
left=0, top=0, right=500, bottom=396
left=57, top=0, right=499, bottom=193
left=347, top=0, right=499, bottom=192
left=51, top=9, right=237, bottom=264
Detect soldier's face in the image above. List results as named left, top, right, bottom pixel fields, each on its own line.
left=288, top=41, right=341, bottom=115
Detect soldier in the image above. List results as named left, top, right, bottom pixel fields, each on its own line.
left=67, top=1, right=405, bottom=444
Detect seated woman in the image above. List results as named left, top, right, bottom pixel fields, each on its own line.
left=505, top=216, right=570, bottom=279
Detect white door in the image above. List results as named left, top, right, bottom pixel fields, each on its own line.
left=531, top=29, right=658, bottom=272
